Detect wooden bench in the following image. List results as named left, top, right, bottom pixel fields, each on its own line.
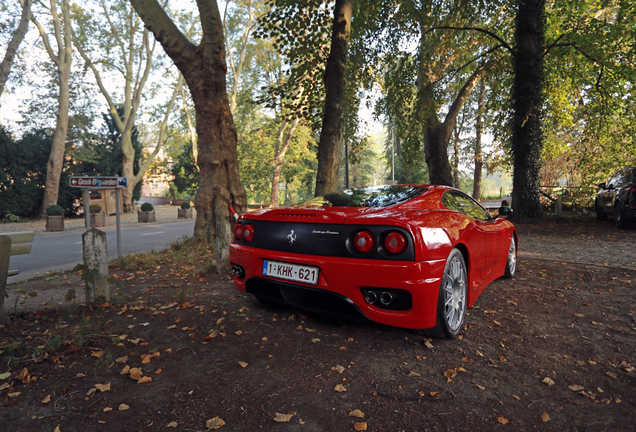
left=1, top=231, right=35, bottom=277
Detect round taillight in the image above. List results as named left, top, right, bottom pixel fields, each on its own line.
left=242, top=224, right=254, bottom=241
left=353, top=230, right=374, bottom=253
left=385, top=231, right=407, bottom=254
left=234, top=223, right=243, bottom=239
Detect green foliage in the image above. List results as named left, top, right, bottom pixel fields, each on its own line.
left=89, top=204, right=102, bottom=213
left=180, top=201, right=191, bottom=209
left=170, top=141, right=199, bottom=199
left=140, top=202, right=154, bottom=212
left=45, top=205, right=64, bottom=216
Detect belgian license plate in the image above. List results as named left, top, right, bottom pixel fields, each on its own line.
left=262, top=260, right=319, bottom=285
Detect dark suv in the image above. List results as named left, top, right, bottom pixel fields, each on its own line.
left=595, top=167, right=636, bottom=229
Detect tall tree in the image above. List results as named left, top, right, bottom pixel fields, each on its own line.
left=73, top=0, right=177, bottom=211
left=314, top=0, right=352, bottom=196
left=31, top=0, right=72, bottom=217
left=472, top=78, right=486, bottom=201
left=129, top=0, right=247, bottom=275
left=0, top=0, right=31, bottom=99
left=510, top=0, right=544, bottom=220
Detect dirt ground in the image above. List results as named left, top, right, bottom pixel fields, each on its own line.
left=1, top=218, right=635, bottom=431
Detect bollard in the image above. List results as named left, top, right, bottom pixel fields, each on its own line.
left=0, top=236, right=11, bottom=324
left=82, top=228, right=110, bottom=304
left=555, top=196, right=563, bottom=216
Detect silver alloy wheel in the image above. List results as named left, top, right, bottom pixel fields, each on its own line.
left=507, top=237, right=517, bottom=275
left=443, top=254, right=467, bottom=332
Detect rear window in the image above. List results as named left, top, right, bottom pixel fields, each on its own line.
left=296, top=185, right=427, bottom=208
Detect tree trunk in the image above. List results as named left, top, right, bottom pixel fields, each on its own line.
left=0, top=0, right=31, bottom=98
left=269, top=117, right=300, bottom=208
left=511, top=0, right=544, bottom=221
left=473, top=79, right=485, bottom=201
left=36, top=0, right=72, bottom=217
left=130, top=0, right=247, bottom=275
left=314, top=0, right=352, bottom=196
left=419, top=65, right=488, bottom=186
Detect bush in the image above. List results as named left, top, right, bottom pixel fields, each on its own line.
left=45, top=205, right=64, bottom=216
left=180, top=201, right=191, bottom=209
left=140, top=202, right=154, bottom=212
left=89, top=204, right=102, bottom=213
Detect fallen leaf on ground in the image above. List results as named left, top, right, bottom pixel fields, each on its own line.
left=103, top=407, right=112, bottom=412
left=138, top=376, right=152, bottom=384
left=311, top=338, right=321, bottom=343
left=206, top=417, right=226, bottom=429
left=76, top=373, right=86, bottom=378
left=424, top=341, right=434, bottom=349
left=167, top=421, right=178, bottom=427
left=476, top=385, right=485, bottom=390
left=0, top=372, right=10, bottom=380
left=497, top=416, right=509, bottom=424
left=568, top=384, right=584, bottom=391
left=238, top=362, right=248, bottom=368
left=542, top=377, right=555, bottom=386
left=167, top=325, right=177, bottom=329
left=94, top=383, right=111, bottom=392
left=115, top=356, right=128, bottom=364
left=408, top=371, right=421, bottom=377
left=332, top=365, right=345, bottom=374
left=273, top=412, right=296, bottom=423
left=119, top=404, right=129, bottom=411
left=349, top=409, right=365, bottom=418
left=304, top=328, right=316, bottom=333
left=334, top=384, right=347, bottom=392
left=605, top=371, right=618, bottom=379
left=128, top=368, right=143, bottom=380
left=42, top=395, right=51, bottom=404
left=443, top=369, right=457, bottom=382
left=354, top=422, right=368, bottom=431
left=91, top=351, right=104, bottom=358
left=541, top=412, right=551, bottom=422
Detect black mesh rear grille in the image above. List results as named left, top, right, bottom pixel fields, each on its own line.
left=246, top=278, right=369, bottom=321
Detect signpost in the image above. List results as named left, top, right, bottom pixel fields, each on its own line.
left=69, top=177, right=128, bottom=263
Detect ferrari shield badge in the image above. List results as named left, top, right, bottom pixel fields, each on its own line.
left=287, top=230, right=297, bottom=245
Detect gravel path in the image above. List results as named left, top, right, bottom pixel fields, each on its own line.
left=518, top=232, right=636, bottom=270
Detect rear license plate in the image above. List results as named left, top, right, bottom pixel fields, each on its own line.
left=262, top=260, right=319, bottom=285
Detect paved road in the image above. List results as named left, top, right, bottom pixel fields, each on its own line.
left=8, top=220, right=195, bottom=282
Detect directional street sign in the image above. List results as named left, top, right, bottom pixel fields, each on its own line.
left=69, top=176, right=128, bottom=189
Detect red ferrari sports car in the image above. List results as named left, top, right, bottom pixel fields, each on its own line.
left=229, top=185, right=517, bottom=339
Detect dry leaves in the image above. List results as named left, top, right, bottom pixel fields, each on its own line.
left=273, top=412, right=296, bottom=423
left=408, top=371, right=421, bottom=377
left=334, top=384, right=347, bottom=392
left=331, top=365, right=345, bottom=374
left=119, top=404, right=129, bottom=411
left=568, top=384, right=584, bottom=392
left=205, top=417, right=225, bottom=429
left=497, top=416, right=509, bottom=424
left=349, top=409, right=365, bottom=418
left=354, top=422, right=368, bottom=431
left=42, top=394, right=51, bottom=404
left=238, top=362, right=248, bottom=368
left=94, top=383, right=111, bottom=392
left=541, top=412, right=551, bottom=422
left=542, top=377, right=555, bottom=387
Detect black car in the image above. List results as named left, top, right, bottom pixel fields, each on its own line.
left=595, top=167, right=636, bottom=229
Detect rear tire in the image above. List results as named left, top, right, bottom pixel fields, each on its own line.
left=503, top=237, right=516, bottom=279
left=615, top=202, right=629, bottom=229
left=595, top=199, right=607, bottom=220
left=419, top=248, right=467, bottom=339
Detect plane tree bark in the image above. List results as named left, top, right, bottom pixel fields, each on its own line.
left=32, top=0, right=72, bottom=217
left=314, top=0, right=352, bottom=196
left=130, top=0, right=247, bottom=275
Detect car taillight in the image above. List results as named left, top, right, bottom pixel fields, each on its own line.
left=242, top=224, right=254, bottom=241
left=233, top=223, right=243, bottom=239
left=353, top=230, right=374, bottom=253
left=384, top=231, right=407, bottom=254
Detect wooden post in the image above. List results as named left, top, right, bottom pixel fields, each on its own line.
left=82, top=228, right=110, bottom=304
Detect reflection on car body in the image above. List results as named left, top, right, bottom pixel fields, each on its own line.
left=229, top=185, right=518, bottom=339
